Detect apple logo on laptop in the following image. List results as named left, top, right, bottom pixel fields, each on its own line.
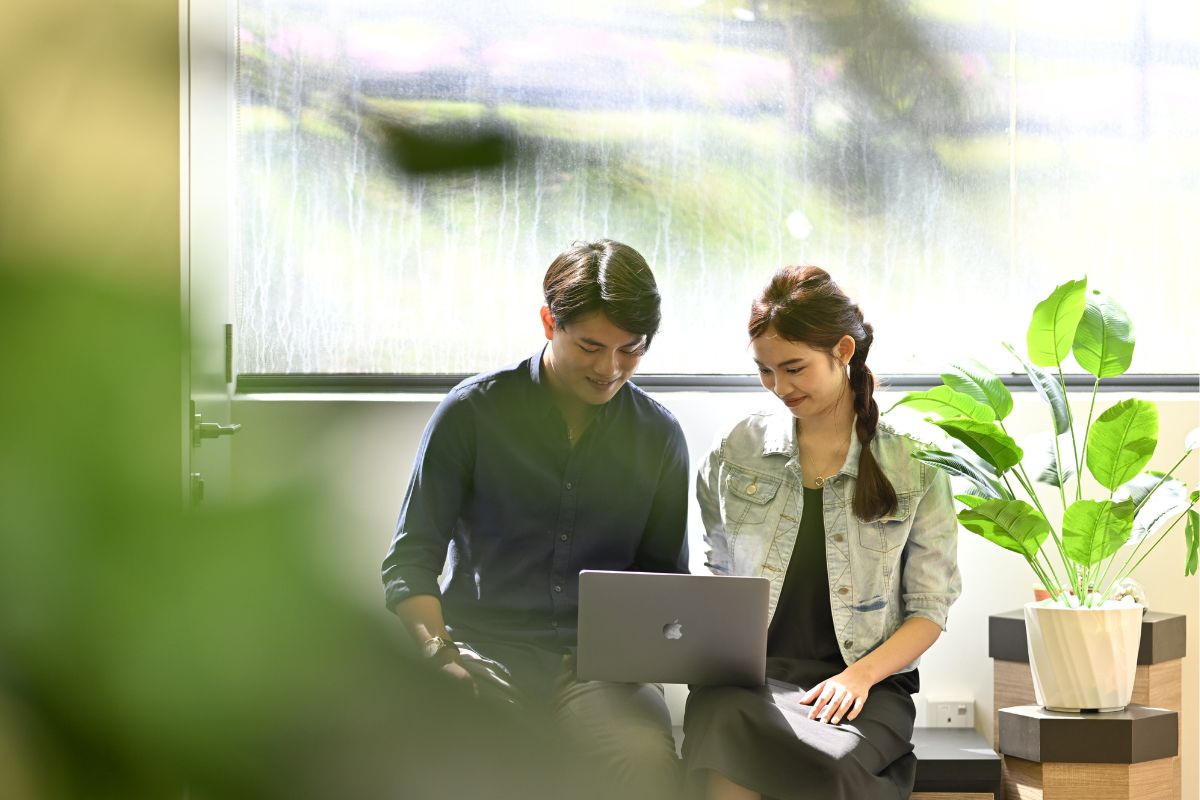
left=663, top=619, right=683, bottom=640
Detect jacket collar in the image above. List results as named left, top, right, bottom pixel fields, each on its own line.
left=762, top=409, right=863, bottom=479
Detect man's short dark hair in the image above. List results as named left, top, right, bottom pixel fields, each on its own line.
left=542, top=240, right=662, bottom=348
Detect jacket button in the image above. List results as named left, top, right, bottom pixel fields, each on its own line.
left=844, top=639, right=854, bottom=649
left=746, top=483, right=758, bottom=495
left=833, top=534, right=844, bottom=543
left=837, top=586, right=849, bottom=595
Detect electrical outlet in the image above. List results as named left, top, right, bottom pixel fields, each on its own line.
left=927, top=699, right=975, bottom=728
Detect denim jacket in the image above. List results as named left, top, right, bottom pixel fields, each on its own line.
left=696, top=409, right=961, bottom=672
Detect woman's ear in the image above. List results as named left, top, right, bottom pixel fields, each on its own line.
left=836, top=334, right=856, bottom=366
left=539, top=306, right=556, bottom=341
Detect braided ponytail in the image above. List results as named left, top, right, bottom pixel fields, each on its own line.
left=848, top=323, right=896, bottom=521
left=749, top=267, right=898, bottom=522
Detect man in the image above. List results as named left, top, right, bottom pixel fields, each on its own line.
left=382, top=239, right=689, bottom=797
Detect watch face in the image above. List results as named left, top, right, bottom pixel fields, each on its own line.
left=422, top=637, right=448, bottom=659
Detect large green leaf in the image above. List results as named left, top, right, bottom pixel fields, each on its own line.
left=1113, top=470, right=1170, bottom=507
left=890, top=386, right=997, bottom=423
left=913, top=448, right=1009, bottom=500
left=1186, top=509, right=1199, bottom=577
left=1072, top=290, right=1135, bottom=378
left=1004, top=342, right=1070, bottom=435
left=1027, top=278, right=1088, bottom=367
left=1119, top=472, right=1190, bottom=546
left=958, top=499, right=1051, bottom=559
left=956, top=494, right=987, bottom=509
left=1062, top=499, right=1135, bottom=566
left=932, top=418, right=1023, bottom=474
left=940, top=359, right=1013, bottom=421
left=1086, top=399, right=1159, bottom=491
left=1020, top=432, right=1075, bottom=488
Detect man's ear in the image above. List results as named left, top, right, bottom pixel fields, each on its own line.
left=539, top=306, right=556, bottom=341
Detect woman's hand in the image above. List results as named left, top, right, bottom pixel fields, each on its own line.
left=800, top=666, right=874, bottom=725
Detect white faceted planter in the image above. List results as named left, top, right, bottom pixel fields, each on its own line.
left=1023, top=600, right=1144, bottom=713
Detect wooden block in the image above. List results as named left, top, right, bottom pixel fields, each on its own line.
left=991, top=611, right=1185, bottom=800
left=999, top=705, right=1178, bottom=764
left=988, top=610, right=1187, bottom=665
left=1003, top=757, right=1044, bottom=800
left=1133, top=659, right=1182, bottom=711
left=1002, top=755, right=1178, bottom=800
left=994, top=659, right=1037, bottom=744
left=910, top=794, right=994, bottom=799
left=1133, top=659, right=1183, bottom=799
left=992, top=660, right=1183, bottom=744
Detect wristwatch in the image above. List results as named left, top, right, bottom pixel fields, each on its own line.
left=421, top=635, right=458, bottom=661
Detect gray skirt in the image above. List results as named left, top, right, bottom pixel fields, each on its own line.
left=681, top=658, right=918, bottom=800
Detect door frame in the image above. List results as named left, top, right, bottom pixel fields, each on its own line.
left=181, top=0, right=239, bottom=508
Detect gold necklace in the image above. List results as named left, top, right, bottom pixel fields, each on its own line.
left=811, top=456, right=844, bottom=488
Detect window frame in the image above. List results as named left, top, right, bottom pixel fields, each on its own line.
left=235, top=372, right=1199, bottom=395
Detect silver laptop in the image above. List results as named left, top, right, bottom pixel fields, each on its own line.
left=576, top=570, right=769, bottom=686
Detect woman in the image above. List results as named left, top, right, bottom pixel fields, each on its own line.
left=682, top=266, right=961, bottom=800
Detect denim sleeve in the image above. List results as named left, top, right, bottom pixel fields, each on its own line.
left=632, top=418, right=690, bottom=574
left=696, top=439, right=731, bottom=576
left=900, top=467, right=962, bottom=630
left=381, top=389, right=475, bottom=611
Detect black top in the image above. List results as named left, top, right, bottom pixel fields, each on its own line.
left=381, top=348, right=690, bottom=650
left=767, top=486, right=843, bottom=663
left=766, top=486, right=919, bottom=693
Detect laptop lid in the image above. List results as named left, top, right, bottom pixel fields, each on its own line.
left=576, top=571, right=769, bottom=686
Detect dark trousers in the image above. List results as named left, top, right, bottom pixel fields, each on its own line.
left=455, top=638, right=681, bottom=800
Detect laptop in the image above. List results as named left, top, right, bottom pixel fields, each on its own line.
left=575, top=570, right=769, bottom=686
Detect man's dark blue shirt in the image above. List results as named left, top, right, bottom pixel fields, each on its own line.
left=382, top=348, right=690, bottom=650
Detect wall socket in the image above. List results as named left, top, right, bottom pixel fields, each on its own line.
left=927, top=699, right=975, bottom=728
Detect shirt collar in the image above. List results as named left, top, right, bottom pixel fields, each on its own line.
left=526, top=343, right=621, bottom=421
left=528, top=344, right=548, bottom=387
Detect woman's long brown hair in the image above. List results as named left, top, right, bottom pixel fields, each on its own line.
left=748, top=265, right=897, bottom=522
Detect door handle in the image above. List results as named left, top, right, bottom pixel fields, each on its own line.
left=198, top=421, right=241, bottom=439
left=192, top=412, right=241, bottom=447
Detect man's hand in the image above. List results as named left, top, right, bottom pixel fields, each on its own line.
left=436, top=655, right=479, bottom=699
left=799, top=665, right=874, bottom=725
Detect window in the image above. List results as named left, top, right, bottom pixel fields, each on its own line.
left=235, top=0, right=1199, bottom=377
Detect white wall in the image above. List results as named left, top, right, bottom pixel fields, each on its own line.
left=232, top=388, right=1199, bottom=794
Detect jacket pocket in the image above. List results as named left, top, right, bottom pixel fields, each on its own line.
left=723, top=466, right=781, bottom=528
left=857, top=490, right=921, bottom=552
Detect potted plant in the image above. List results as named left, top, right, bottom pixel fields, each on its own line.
left=890, top=278, right=1198, bottom=712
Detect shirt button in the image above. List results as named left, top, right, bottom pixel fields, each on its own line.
left=844, top=639, right=854, bottom=650
left=833, top=534, right=845, bottom=543
left=554, top=585, right=563, bottom=593
left=566, top=481, right=574, bottom=490
left=560, top=533, right=569, bottom=542
left=837, top=586, right=849, bottom=595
